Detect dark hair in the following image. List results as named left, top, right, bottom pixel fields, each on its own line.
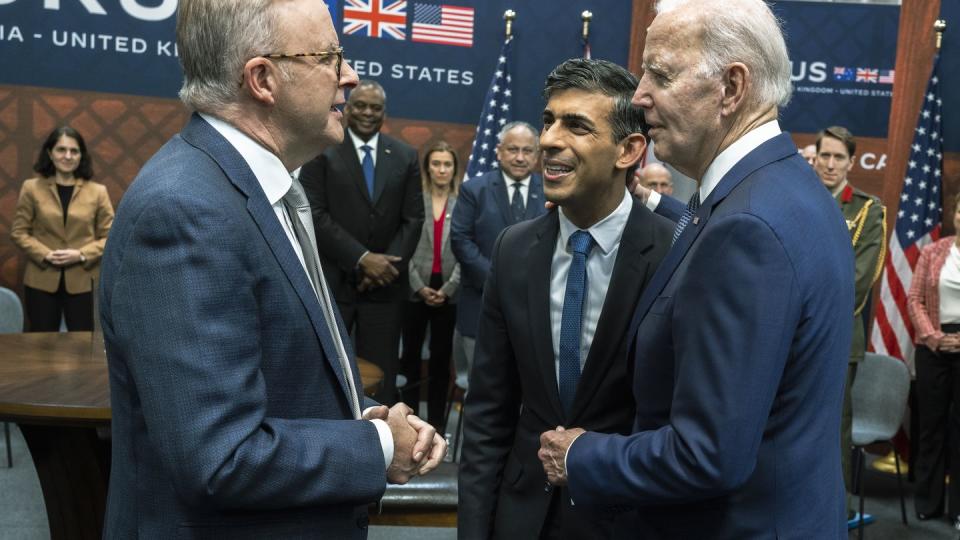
left=421, top=140, right=460, bottom=195
left=33, top=126, right=94, bottom=179
left=815, top=125, right=856, bottom=157
left=543, top=58, right=647, bottom=143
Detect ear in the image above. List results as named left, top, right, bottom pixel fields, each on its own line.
left=616, top=133, right=647, bottom=170
left=720, top=62, right=749, bottom=117
left=241, top=57, right=282, bottom=106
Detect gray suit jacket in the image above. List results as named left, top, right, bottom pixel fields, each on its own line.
left=99, top=114, right=385, bottom=539
left=409, top=191, right=460, bottom=302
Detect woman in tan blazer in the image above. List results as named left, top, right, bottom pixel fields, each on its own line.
left=400, top=141, right=461, bottom=430
left=10, top=126, right=114, bottom=331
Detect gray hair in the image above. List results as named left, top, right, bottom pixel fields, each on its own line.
left=177, top=0, right=285, bottom=112
left=656, top=0, right=792, bottom=108
left=498, top=121, right=539, bottom=145
left=543, top=58, right=646, bottom=143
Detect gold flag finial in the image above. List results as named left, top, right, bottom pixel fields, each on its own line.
left=935, top=19, right=946, bottom=50
left=581, top=10, right=593, bottom=40
left=504, top=10, right=516, bottom=37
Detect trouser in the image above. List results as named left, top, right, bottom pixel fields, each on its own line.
left=24, top=273, right=93, bottom=332
left=339, top=299, right=403, bottom=404
left=841, top=362, right=858, bottom=517
left=914, top=337, right=960, bottom=520
left=399, top=274, right=456, bottom=429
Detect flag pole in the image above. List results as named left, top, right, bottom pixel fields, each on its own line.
left=935, top=19, right=946, bottom=50
left=504, top=9, right=516, bottom=38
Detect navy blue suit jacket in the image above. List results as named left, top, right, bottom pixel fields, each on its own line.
left=450, top=170, right=545, bottom=337
left=567, top=133, right=854, bottom=539
left=99, top=115, right=385, bottom=539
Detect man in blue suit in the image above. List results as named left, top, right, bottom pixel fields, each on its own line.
left=451, top=122, right=546, bottom=371
left=539, top=0, right=854, bottom=538
left=98, top=1, right=444, bottom=537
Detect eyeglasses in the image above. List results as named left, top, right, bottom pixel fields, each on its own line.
left=261, top=46, right=344, bottom=80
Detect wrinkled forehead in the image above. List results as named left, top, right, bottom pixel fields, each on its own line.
left=277, top=0, right=337, bottom=50
left=644, top=10, right=704, bottom=66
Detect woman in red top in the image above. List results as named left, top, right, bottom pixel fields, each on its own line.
left=399, top=141, right=461, bottom=430
left=908, top=193, right=960, bottom=525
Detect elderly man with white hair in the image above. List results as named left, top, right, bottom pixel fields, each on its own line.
left=539, top=0, right=853, bottom=537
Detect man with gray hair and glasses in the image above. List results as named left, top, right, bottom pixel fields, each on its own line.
left=539, top=1, right=853, bottom=537
left=98, top=1, right=444, bottom=537
left=451, top=121, right=546, bottom=375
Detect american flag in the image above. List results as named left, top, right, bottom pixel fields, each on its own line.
left=879, top=69, right=896, bottom=85
left=411, top=3, right=474, bottom=47
left=343, top=0, right=407, bottom=40
left=871, top=55, right=944, bottom=368
left=465, top=37, right=513, bottom=179
left=856, top=67, right=879, bottom=83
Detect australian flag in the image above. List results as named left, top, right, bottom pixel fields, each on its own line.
left=465, top=36, right=513, bottom=179
left=833, top=66, right=855, bottom=81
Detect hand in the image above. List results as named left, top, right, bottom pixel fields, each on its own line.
left=359, top=253, right=401, bottom=287
left=629, top=170, right=652, bottom=204
left=417, top=287, right=439, bottom=302
left=940, top=334, right=960, bottom=353
left=406, top=414, right=447, bottom=475
left=361, top=405, right=389, bottom=421
left=425, top=290, right=447, bottom=307
left=45, top=249, right=83, bottom=266
left=538, top=426, right=586, bottom=486
left=385, top=403, right=422, bottom=484
left=357, top=275, right=375, bottom=293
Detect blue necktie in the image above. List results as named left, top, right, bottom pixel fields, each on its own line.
left=672, top=191, right=701, bottom=245
left=361, top=144, right=375, bottom=197
left=558, top=230, right=595, bottom=418
left=511, top=182, right=525, bottom=223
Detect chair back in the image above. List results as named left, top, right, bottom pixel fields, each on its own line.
left=851, top=352, right=910, bottom=445
left=0, top=287, right=24, bottom=333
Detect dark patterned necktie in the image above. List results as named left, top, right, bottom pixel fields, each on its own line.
left=672, top=191, right=701, bottom=245
left=361, top=145, right=375, bottom=197
left=558, top=230, right=595, bottom=418
left=511, top=182, right=525, bottom=223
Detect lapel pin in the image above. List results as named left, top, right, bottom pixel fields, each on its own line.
left=693, top=217, right=700, bottom=225
left=385, top=148, right=392, bottom=154
left=530, top=193, right=538, bottom=199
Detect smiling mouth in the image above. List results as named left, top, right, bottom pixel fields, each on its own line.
left=543, top=162, right=574, bottom=180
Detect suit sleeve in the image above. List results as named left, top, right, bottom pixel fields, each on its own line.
left=655, top=194, right=686, bottom=222
left=853, top=201, right=884, bottom=314
left=908, top=244, right=942, bottom=349
left=79, top=184, right=115, bottom=268
left=300, top=155, right=369, bottom=271
left=386, top=147, right=424, bottom=273
left=457, top=230, right=522, bottom=539
left=567, top=213, right=800, bottom=506
left=451, top=183, right=491, bottom=289
left=408, top=216, right=429, bottom=295
left=10, top=181, right=53, bottom=266
left=105, top=196, right=387, bottom=510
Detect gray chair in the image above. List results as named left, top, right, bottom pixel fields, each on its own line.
left=0, top=287, right=24, bottom=468
left=851, top=352, right=911, bottom=538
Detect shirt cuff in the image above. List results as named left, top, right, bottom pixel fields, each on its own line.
left=563, top=430, right=588, bottom=501
left=645, top=190, right=662, bottom=211
left=356, top=250, right=370, bottom=270
left=369, top=418, right=394, bottom=470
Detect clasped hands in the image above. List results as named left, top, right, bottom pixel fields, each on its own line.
left=357, top=252, right=402, bottom=292
left=938, top=333, right=960, bottom=353
left=363, top=403, right=447, bottom=484
left=417, top=287, right=448, bottom=306
left=44, top=249, right=84, bottom=267
left=537, top=426, right=585, bottom=486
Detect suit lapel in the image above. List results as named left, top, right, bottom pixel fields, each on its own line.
left=338, top=139, right=372, bottom=206
left=440, top=195, right=455, bottom=247
left=630, top=133, right=800, bottom=331
left=525, top=174, right=544, bottom=220
left=490, top=173, right=513, bottom=226
left=527, top=212, right=565, bottom=419
left=180, top=114, right=358, bottom=405
left=372, top=138, right=391, bottom=205
left=570, top=201, right=653, bottom=420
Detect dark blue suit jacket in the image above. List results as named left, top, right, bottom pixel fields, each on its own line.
left=99, top=115, right=385, bottom=539
left=567, top=133, right=853, bottom=539
left=450, top=169, right=545, bottom=337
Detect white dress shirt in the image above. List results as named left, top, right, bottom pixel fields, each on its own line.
left=939, top=245, right=960, bottom=324
left=645, top=120, right=782, bottom=209
left=200, top=114, right=394, bottom=469
left=502, top=172, right=531, bottom=208
left=550, top=188, right=633, bottom=384
left=349, top=129, right=379, bottom=167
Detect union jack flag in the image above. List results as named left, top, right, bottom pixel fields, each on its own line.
left=871, top=55, right=944, bottom=370
left=856, top=67, right=879, bottom=83
left=343, top=0, right=408, bottom=40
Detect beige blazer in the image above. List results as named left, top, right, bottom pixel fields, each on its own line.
left=10, top=177, right=114, bottom=294
left=408, top=192, right=460, bottom=302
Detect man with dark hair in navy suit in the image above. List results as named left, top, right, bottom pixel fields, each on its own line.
left=99, top=1, right=444, bottom=537
left=451, top=121, right=546, bottom=374
left=539, top=0, right=853, bottom=538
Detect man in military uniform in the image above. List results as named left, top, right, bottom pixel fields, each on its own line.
left=815, top=125, right=886, bottom=527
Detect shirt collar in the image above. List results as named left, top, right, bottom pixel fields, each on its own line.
left=558, top=188, right=633, bottom=256
left=200, top=113, right=291, bottom=206
left=349, top=129, right=379, bottom=153
left=502, top=172, right=530, bottom=187
left=699, top=119, right=781, bottom=202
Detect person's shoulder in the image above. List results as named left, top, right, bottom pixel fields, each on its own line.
left=21, top=177, right=43, bottom=189
left=380, top=132, right=416, bottom=155
left=847, top=184, right=883, bottom=206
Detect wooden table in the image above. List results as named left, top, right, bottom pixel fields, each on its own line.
left=0, top=332, right=384, bottom=540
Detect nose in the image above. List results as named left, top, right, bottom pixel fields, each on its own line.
left=632, top=75, right=653, bottom=108
left=539, top=125, right=561, bottom=153
left=340, top=59, right=360, bottom=89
